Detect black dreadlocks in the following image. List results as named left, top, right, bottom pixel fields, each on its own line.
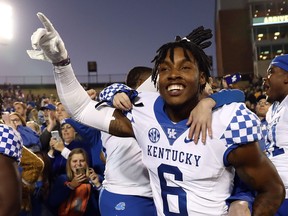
left=151, top=26, right=212, bottom=93
left=184, top=26, right=213, bottom=50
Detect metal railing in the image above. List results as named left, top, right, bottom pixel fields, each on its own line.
left=0, top=73, right=127, bottom=85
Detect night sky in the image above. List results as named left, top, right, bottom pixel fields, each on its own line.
left=0, top=0, right=216, bottom=84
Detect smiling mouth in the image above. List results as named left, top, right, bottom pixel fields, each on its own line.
left=167, top=84, right=184, bottom=91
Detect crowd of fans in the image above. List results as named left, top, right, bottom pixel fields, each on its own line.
left=1, top=74, right=266, bottom=116
left=210, top=75, right=266, bottom=113
left=0, top=82, right=105, bottom=216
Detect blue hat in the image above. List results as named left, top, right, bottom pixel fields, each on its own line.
left=40, top=103, right=56, bottom=111
left=256, top=94, right=267, bottom=102
left=270, top=54, right=288, bottom=72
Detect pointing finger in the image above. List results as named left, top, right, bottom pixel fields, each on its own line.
left=37, top=12, right=55, bottom=33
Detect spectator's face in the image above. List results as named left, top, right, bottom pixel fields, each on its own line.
left=43, top=109, right=49, bottom=118
left=157, top=47, right=205, bottom=109
left=43, top=109, right=55, bottom=121
left=56, top=104, right=69, bottom=122
left=14, top=104, right=26, bottom=117
left=70, top=153, right=87, bottom=174
left=9, top=114, right=22, bottom=127
left=38, top=111, right=45, bottom=124
left=61, top=123, right=76, bottom=143
left=202, top=82, right=213, bottom=98
left=255, top=99, right=271, bottom=118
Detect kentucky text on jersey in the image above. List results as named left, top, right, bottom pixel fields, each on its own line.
left=147, top=145, right=201, bottom=166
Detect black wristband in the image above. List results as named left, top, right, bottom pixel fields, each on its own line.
left=53, top=58, right=71, bottom=67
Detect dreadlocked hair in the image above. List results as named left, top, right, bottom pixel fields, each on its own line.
left=151, top=40, right=211, bottom=93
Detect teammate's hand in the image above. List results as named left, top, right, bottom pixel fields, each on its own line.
left=186, top=97, right=213, bottom=144
left=27, top=12, right=68, bottom=64
left=113, top=92, right=132, bottom=111
left=228, top=201, right=251, bottom=216
left=86, top=89, right=98, bottom=100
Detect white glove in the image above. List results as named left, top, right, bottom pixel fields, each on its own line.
left=27, top=12, right=68, bottom=64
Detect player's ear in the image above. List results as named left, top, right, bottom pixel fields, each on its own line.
left=284, top=72, right=288, bottom=84
left=199, top=71, right=206, bottom=85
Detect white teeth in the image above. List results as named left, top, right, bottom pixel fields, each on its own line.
left=167, top=84, right=184, bottom=91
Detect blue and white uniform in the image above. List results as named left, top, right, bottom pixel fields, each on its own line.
left=0, top=124, right=23, bottom=163
left=100, top=133, right=152, bottom=197
left=265, top=96, right=288, bottom=192
left=99, top=133, right=156, bottom=216
left=265, top=95, right=288, bottom=214
left=130, top=92, right=261, bottom=216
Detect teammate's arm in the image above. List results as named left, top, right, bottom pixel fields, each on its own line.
left=227, top=142, right=285, bottom=215
left=0, top=155, right=21, bottom=216
left=187, top=89, right=245, bottom=143
left=55, top=65, right=134, bottom=138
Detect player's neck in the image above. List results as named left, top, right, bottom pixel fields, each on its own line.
left=164, top=98, right=199, bottom=123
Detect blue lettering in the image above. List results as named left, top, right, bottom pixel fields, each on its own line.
left=146, top=145, right=201, bottom=167
left=185, top=153, right=192, bottom=165
left=194, top=155, right=201, bottom=167
left=179, top=151, right=184, bottom=163
left=172, top=150, right=178, bottom=161
left=158, top=147, right=164, bottom=158
left=165, top=149, right=171, bottom=160
left=153, top=146, right=157, bottom=157
left=147, top=145, right=152, bottom=156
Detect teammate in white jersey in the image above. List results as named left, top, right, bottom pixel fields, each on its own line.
left=98, top=66, right=156, bottom=216
left=263, top=54, right=288, bottom=215
left=28, top=13, right=285, bottom=215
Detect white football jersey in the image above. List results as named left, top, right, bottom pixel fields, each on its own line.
left=131, top=92, right=262, bottom=216
left=265, top=95, right=288, bottom=198
left=101, top=132, right=152, bottom=197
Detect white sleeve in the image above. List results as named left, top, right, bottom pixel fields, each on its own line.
left=53, top=64, right=115, bottom=132
left=61, top=147, right=71, bottom=159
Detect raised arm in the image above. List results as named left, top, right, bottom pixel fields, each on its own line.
left=27, top=12, right=133, bottom=138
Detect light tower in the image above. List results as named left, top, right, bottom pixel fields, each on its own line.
left=0, top=2, right=13, bottom=45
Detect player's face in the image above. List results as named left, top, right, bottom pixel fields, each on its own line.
left=157, top=47, right=206, bottom=111
left=264, top=65, right=288, bottom=103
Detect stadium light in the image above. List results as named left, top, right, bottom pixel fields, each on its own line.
left=0, top=2, right=13, bottom=44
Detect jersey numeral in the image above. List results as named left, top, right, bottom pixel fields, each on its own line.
left=158, top=164, right=188, bottom=215
left=267, top=123, right=285, bottom=157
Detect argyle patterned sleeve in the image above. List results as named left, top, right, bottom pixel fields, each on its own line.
left=0, top=124, right=23, bottom=163
left=220, top=104, right=262, bottom=146
left=98, top=83, right=138, bottom=106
